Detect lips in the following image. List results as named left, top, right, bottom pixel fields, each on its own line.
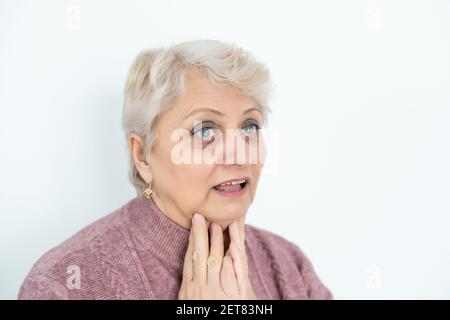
left=213, top=177, right=249, bottom=192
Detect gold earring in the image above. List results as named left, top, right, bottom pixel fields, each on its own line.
left=143, top=182, right=153, bottom=199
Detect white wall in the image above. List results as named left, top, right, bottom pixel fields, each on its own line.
left=1, top=0, right=449, bottom=299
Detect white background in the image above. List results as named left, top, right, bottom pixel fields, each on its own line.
left=1, top=0, right=449, bottom=299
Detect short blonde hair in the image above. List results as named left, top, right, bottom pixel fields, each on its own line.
left=122, top=39, right=273, bottom=198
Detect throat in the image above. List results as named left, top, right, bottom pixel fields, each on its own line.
left=208, top=228, right=230, bottom=252
left=223, top=230, right=231, bottom=252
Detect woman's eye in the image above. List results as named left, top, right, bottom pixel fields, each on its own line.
left=195, top=127, right=214, bottom=139
left=241, top=123, right=260, bottom=135
left=190, top=120, right=260, bottom=145
left=190, top=122, right=217, bottom=144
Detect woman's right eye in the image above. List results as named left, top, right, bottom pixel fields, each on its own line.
left=190, top=122, right=217, bottom=144
left=194, top=127, right=214, bottom=139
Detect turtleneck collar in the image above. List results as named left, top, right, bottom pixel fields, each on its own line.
left=125, top=196, right=190, bottom=272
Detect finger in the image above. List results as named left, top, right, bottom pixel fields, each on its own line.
left=229, top=241, right=252, bottom=296
left=220, top=255, right=239, bottom=298
left=237, top=215, right=246, bottom=235
left=229, top=219, right=246, bottom=252
left=178, top=284, right=186, bottom=300
left=207, top=223, right=223, bottom=287
left=192, top=213, right=208, bottom=284
left=182, top=227, right=194, bottom=281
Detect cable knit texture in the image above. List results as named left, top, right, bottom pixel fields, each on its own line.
left=18, top=197, right=333, bottom=300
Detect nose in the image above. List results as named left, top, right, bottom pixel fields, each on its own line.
left=221, top=128, right=248, bottom=166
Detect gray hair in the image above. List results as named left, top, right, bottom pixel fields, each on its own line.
left=122, top=39, right=273, bottom=198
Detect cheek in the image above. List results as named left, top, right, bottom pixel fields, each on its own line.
left=174, top=164, right=214, bottom=198
left=256, top=136, right=267, bottom=165
left=250, top=165, right=262, bottom=192
left=156, top=136, right=216, bottom=201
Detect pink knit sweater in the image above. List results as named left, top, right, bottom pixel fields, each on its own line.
left=18, top=196, right=333, bottom=300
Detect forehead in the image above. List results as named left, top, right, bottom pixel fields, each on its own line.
left=152, top=71, right=262, bottom=137
left=177, top=71, right=258, bottom=113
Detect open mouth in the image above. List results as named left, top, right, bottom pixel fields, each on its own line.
left=213, top=177, right=249, bottom=196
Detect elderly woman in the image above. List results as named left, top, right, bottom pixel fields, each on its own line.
left=18, top=40, right=332, bottom=300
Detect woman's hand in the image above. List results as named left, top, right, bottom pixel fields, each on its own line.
left=178, top=213, right=256, bottom=300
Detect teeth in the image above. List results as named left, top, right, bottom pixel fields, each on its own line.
left=218, top=179, right=246, bottom=186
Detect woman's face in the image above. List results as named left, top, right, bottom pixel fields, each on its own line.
left=131, top=71, right=266, bottom=230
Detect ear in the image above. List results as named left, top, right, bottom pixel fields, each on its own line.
left=128, top=133, right=153, bottom=183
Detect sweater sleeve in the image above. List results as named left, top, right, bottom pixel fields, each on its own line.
left=18, top=274, right=71, bottom=300
left=286, top=242, right=333, bottom=300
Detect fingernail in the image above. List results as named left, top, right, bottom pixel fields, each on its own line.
left=193, top=213, right=203, bottom=224
left=213, top=223, right=222, bottom=233
left=229, top=221, right=237, bottom=233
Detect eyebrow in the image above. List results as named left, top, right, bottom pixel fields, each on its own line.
left=183, top=106, right=262, bottom=120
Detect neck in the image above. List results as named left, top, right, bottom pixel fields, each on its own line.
left=150, top=192, right=192, bottom=229
left=147, top=192, right=231, bottom=252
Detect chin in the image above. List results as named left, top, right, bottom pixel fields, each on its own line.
left=205, top=203, right=248, bottom=228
